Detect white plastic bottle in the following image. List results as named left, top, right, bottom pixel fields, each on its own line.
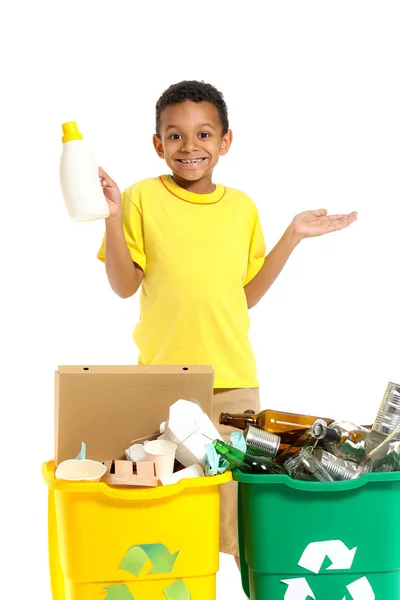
left=60, top=121, right=110, bottom=221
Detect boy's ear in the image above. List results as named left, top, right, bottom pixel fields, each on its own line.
left=219, top=129, right=233, bottom=156
left=153, top=134, right=164, bottom=158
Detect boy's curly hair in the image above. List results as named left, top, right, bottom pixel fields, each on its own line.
left=155, top=80, right=229, bottom=137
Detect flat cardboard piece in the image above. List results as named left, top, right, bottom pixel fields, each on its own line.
left=54, top=365, right=214, bottom=465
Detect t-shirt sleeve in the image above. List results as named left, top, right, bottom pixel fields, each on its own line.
left=97, top=188, right=146, bottom=272
left=244, top=208, right=266, bottom=286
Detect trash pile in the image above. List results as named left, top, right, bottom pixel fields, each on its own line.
left=214, top=381, right=400, bottom=481
left=55, top=398, right=225, bottom=486
left=54, top=381, right=400, bottom=486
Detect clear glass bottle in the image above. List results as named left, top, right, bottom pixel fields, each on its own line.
left=283, top=447, right=334, bottom=482
left=310, top=419, right=369, bottom=462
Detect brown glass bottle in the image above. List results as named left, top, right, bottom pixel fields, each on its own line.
left=274, top=429, right=319, bottom=465
left=219, top=409, right=334, bottom=437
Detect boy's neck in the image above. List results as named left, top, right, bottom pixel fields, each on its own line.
left=171, top=173, right=216, bottom=194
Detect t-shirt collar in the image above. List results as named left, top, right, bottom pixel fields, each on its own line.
left=160, top=174, right=226, bottom=205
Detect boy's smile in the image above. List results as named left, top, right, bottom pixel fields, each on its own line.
left=176, top=157, right=208, bottom=166
left=153, top=100, right=232, bottom=194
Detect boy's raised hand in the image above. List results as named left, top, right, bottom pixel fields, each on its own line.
left=290, top=209, right=358, bottom=240
left=98, top=166, right=122, bottom=218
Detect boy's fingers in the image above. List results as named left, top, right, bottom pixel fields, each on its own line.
left=98, top=166, right=111, bottom=180
left=99, top=171, right=114, bottom=186
left=310, top=208, right=328, bottom=215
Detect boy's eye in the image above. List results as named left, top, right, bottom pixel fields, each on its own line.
left=169, top=132, right=210, bottom=140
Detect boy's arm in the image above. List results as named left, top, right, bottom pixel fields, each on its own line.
left=105, top=215, right=143, bottom=298
left=244, top=208, right=358, bottom=309
left=244, top=226, right=301, bottom=309
left=98, top=167, right=144, bottom=298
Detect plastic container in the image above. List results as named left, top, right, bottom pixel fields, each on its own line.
left=42, top=460, right=231, bottom=599
left=235, top=470, right=400, bottom=599
left=60, top=122, right=110, bottom=222
left=55, top=459, right=107, bottom=482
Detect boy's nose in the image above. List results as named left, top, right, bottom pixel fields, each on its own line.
left=180, top=136, right=199, bottom=152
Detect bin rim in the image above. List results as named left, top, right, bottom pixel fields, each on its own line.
left=42, top=460, right=231, bottom=499
left=232, top=469, right=400, bottom=491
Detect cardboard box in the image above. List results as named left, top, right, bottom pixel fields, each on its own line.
left=54, top=365, right=214, bottom=465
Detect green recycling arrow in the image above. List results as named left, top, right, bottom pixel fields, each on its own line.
left=119, top=546, right=149, bottom=577
left=120, top=544, right=179, bottom=576
left=142, top=544, right=179, bottom=574
left=163, top=579, right=192, bottom=600
left=103, top=583, right=134, bottom=600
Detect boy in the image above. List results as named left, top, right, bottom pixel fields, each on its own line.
left=97, top=80, right=357, bottom=581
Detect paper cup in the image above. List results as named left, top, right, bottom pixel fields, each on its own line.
left=55, top=459, right=107, bottom=482
left=144, top=439, right=177, bottom=479
left=159, top=463, right=205, bottom=486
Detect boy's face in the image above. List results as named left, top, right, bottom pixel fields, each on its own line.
left=153, top=100, right=232, bottom=184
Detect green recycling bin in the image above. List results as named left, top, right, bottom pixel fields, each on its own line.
left=235, top=470, right=400, bottom=599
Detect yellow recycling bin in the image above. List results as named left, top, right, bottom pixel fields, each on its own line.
left=42, top=461, right=231, bottom=600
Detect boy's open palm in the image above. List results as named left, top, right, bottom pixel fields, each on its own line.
left=292, top=209, right=358, bottom=239
left=98, top=167, right=122, bottom=217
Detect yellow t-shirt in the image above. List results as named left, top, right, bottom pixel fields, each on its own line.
left=97, top=174, right=266, bottom=388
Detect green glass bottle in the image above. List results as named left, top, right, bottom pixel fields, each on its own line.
left=212, top=440, right=285, bottom=474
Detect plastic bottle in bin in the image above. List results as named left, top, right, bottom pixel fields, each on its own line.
left=365, top=381, right=400, bottom=453
left=310, top=419, right=370, bottom=462
left=367, top=441, right=400, bottom=472
left=212, top=440, right=286, bottom=474
left=361, top=421, right=400, bottom=473
left=219, top=409, right=334, bottom=443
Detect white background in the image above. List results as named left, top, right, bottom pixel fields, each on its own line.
left=2, top=1, right=400, bottom=598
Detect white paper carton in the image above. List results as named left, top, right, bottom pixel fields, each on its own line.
left=159, top=399, right=223, bottom=467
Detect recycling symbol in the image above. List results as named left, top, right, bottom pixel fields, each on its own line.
left=281, top=540, right=375, bottom=599
left=104, top=543, right=191, bottom=599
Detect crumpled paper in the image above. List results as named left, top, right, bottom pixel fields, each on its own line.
left=205, top=432, right=246, bottom=476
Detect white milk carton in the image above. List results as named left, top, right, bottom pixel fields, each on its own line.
left=159, top=399, right=223, bottom=467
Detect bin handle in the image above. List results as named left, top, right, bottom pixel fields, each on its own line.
left=238, top=482, right=251, bottom=599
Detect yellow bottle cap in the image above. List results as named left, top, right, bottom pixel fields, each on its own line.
left=62, top=122, right=83, bottom=143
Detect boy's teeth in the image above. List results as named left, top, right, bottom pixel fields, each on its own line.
left=180, top=158, right=204, bottom=163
